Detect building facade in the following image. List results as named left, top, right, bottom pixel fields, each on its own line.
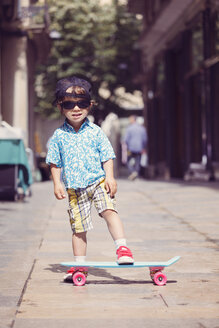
left=129, top=0, right=219, bottom=180
left=0, top=0, right=50, bottom=149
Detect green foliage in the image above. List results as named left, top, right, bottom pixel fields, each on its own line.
left=35, top=0, right=142, bottom=119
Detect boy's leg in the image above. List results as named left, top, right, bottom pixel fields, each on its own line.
left=101, top=209, right=134, bottom=264
left=67, top=187, right=93, bottom=260
left=63, top=232, right=87, bottom=281
left=100, top=209, right=125, bottom=241
left=64, top=188, right=92, bottom=281
left=93, top=180, right=133, bottom=263
left=72, top=231, right=87, bottom=257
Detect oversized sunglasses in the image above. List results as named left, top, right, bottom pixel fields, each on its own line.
left=61, top=100, right=90, bottom=110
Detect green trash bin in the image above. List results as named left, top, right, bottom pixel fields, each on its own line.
left=0, top=139, right=33, bottom=200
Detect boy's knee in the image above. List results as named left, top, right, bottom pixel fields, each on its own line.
left=100, top=209, right=117, bottom=219
left=72, top=231, right=87, bottom=241
left=73, top=231, right=87, bottom=236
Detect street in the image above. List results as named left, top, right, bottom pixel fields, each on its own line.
left=0, top=178, right=219, bottom=328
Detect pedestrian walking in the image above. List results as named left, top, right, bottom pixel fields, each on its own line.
left=46, top=76, right=134, bottom=280
left=124, top=115, right=147, bottom=180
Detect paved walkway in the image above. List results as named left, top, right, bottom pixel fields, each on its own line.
left=1, top=178, right=219, bottom=327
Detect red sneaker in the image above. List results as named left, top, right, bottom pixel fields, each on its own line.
left=63, top=267, right=88, bottom=281
left=116, top=246, right=134, bottom=264
left=63, top=267, right=76, bottom=281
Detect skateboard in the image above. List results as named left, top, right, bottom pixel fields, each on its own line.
left=61, top=255, right=180, bottom=286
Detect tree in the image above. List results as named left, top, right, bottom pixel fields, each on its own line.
left=35, top=0, right=142, bottom=120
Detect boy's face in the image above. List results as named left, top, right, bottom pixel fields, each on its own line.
left=59, top=96, right=91, bottom=130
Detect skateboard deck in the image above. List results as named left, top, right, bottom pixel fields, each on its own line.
left=61, top=256, right=180, bottom=286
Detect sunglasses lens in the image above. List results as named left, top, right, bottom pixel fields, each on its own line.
left=62, top=101, right=75, bottom=109
left=78, top=101, right=90, bottom=108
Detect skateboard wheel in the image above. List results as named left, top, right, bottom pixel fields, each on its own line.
left=153, top=272, right=167, bottom=286
left=73, top=271, right=86, bottom=286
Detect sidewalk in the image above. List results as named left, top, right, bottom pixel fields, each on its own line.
left=1, top=178, right=219, bottom=327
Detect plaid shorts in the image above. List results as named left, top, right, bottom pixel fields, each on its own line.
left=67, top=179, right=117, bottom=233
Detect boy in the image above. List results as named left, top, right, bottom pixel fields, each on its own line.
left=46, top=76, right=134, bottom=279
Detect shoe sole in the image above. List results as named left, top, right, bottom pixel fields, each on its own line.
left=117, top=257, right=134, bottom=265
left=63, top=273, right=73, bottom=281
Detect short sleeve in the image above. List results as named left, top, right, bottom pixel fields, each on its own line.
left=46, top=132, right=62, bottom=167
left=97, top=129, right=116, bottom=162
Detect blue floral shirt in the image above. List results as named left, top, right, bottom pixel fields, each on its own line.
left=46, top=118, right=116, bottom=189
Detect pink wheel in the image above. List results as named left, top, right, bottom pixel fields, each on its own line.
left=153, top=272, right=167, bottom=286
left=72, top=271, right=86, bottom=286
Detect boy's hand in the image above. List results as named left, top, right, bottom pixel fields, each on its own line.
left=105, top=177, right=117, bottom=198
left=54, top=183, right=66, bottom=200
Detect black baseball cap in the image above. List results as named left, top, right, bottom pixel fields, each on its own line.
left=54, top=76, right=92, bottom=105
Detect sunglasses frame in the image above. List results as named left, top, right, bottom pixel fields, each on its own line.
left=61, top=100, right=91, bottom=110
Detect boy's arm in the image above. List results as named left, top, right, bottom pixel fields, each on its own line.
left=50, top=164, right=66, bottom=200
left=103, top=159, right=117, bottom=197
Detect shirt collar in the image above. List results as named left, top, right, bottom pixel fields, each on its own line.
left=64, top=118, right=93, bottom=133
